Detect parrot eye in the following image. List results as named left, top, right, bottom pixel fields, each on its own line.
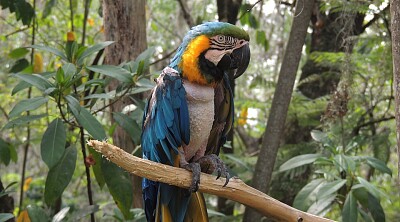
left=217, top=35, right=225, bottom=42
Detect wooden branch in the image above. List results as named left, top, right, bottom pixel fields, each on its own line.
left=88, top=140, right=333, bottom=222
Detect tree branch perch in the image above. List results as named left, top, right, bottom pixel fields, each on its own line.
left=87, top=140, right=333, bottom=222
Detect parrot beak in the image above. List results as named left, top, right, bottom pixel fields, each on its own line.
left=231, top=43, right=250, bottom=79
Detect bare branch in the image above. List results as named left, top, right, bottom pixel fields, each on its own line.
left=88, top=140, right=333, bottom=222
left=176, top=0, right=194, bottom=27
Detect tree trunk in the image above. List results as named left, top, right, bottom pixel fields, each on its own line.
left=390, top=0, right=400, bottom=182
left=243, top=0, right=315, bottom=221
left=103, top=0, right=147, bottom=208
left=0, top=179, right=14, bottom=222
left=216, top=0, right=242, bottom=216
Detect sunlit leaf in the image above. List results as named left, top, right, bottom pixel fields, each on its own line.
left=279, top=154, right=322, bottom=172
left=86, top=65, right=132, bottom=83
left=342, top=191, right=357, bottom=222
left=307, top=194, right=335, bottom=216
left=41, top=118, right=66, bottom=169
left=77, top=41, right=114, bottom=65
left=310, top=130, right=328, bottom=143
left=44, top=146, right=77, bottom=205
left=9, top=47, right=29, bottom=59
left=9, top=97, right=49, bottom=118
left=102, top=158, right=133, bottom=219
left=52, top=207, right=69, bottom=222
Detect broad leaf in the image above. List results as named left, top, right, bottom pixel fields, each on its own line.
left=12, top=72, right=55, bottom=95
left=9, top=58, right=29, bottom=73
left=357, top=177, right=387, bottom=201
left=368, top=192, right=385, bottom=222
left=14, top=73, right=53, bottom=91
left=74, top=108, right=106, bottom=140
left=86, top=65, right=132, bottom=83
left=310, top=130, right=328, bottom=143
left=44, top=146, right=77, bottom=205
left=365, top=157, right=392, bottom=176
left=0, top=213, right=14, bottom=222
left=279, top=154, right=322, bottom=172
left=30, top=45, right=68, bottom=61
left=293, top=178, right=325, bottom=211
left=9, top=47, right=29, bottom=59
left=102, top=159, right=133, bottom=220
left=342, top=191, right=357, bottom=222
left=317, top=179, right=346, bottom=199
left=3, top=114, right=46, bottom=129
left=41, top=118, right=66, bottom=169
left=27, top=205, right=50, bottom=222
left=0, top=139, right=11, bottom=166
left=9, top=97, right=49, bottom=118
left=307, top=194, right=335, bottom=216
left=62, top=63, right=77, bottom=83
left=77, top=41, right=114, bottom=65
left=52, top=207, right=70, bottom=222
left=113, top=112, right=141, bottom=144
left=64, top=95, right=81, bottom=115
left=88, top=147, right=105, bottom=189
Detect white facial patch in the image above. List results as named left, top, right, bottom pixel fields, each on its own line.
left=204, top=35, right=249, bottom=66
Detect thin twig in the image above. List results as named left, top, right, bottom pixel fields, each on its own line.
left=149, top=47, right=178, bottom=66
left=69, top=0, right=75, bottom=31
left=19, top=0, right=36, bottom=213
left=80, top=128, right=95, bottom=222
left=5, top=27, right=30, bottom=38
left=81, top=0, right=90, bottom=45
left=87, top=140, right=334, bottom=222
left=238, top=0, right=262, bottom=20
left=176, top=0, right=194, bottom=27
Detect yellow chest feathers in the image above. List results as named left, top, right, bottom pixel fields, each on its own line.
left=179, top=35, right=210, bottom=85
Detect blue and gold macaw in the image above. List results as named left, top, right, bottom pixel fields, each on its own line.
left=141, top=22, right=250, bottom=222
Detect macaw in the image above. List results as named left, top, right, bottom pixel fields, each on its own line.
left=141, top=22, right=250, bottom=222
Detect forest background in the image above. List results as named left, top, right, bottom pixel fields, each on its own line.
left=0, top=0, right=399, bottom=221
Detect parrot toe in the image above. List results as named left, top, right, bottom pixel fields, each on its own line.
left=197, top=154, right=231, bottom=187
left=182, top=162, right=201, bottom=192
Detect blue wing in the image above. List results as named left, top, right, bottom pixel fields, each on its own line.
left=141, top=68, right=191, bottom=221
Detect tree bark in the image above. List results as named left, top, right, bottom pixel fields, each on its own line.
left=216, top=0, right=242, bottom=215
left=243, top=1, right=315, bottom=221
left=102, top=0, right=147, bottom=208
left=390, top=0, right=400, bottom=183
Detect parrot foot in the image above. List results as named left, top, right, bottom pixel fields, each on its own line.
left=197, top=154, right=230, bottom=187
left=181, top=162, right=201, bottom=193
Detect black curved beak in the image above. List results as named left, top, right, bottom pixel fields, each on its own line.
left=231, top=43, right=250, bottom=79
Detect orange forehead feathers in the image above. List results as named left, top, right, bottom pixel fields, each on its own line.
left=179, top=35, right=210, bottom=85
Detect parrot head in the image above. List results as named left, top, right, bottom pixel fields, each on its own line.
left=170, top=22, right=250, bottom=85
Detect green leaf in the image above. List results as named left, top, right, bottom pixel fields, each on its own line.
left=9, top=97, right=49, bottom=118
left=70, top=205, right=99, bottom=221
left=73, top=107, right=106, bottom=140
left=317, top=179, right=346, bottom=199
left=64, top=95, right=81, bottom=115
left=307, top=194, right=335, bottom=216
left=52, top=207, right=70, bottom=222
left=86, top=65, right=132, bottom=83
left=0, top=139, right=11, bottom=165
left=102, top=158, right=133, bottom=220
left=128, top=47, right=155, bottom=75
left=44, top=145, right=77, bottom=205
left=310, top=130, right=328, bottom=143
left=77, top=41, right=114, bottom=65
left=342, top=191, right=357, bottom=222
left=30, top=45, right=68, bottom=61
left=0, top=213, right=14, bottom=222
left=84, top=92, right=115, bottom=100
left=27, top=205, right=50, bottom=222
left=279, top=154, right=322, bottom=172
left=88, top=147, right=105, bottom=189
left=357, top=177, right=388, bottom=201
left=3, top=114, right=46, bottom=129
left=12, top=72, right=55, bottom=95
left=42, top=0, right=56, bottom=18
left=14, top=73, right=54, bottom=91
left=368, top=192, right=385, bottom=222
left=365, top=157, right=392, bottom=176
left=293, top=178, right=325, bottom=211
left=62, top=63, right=77, bottom=82
left=256, top=30, right=269, bottom=51
left=113, top=112, right=141, bottom=144
left=41, top=118, right=66, bottom=169
left=9, top=58, right=29, bottom=73
left=9, top=47, right=29, bottom=59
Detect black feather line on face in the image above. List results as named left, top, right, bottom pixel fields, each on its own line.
left=198, top=51, right=225, bottom=83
